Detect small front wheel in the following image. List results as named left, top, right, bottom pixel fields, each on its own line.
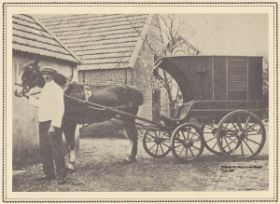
left=142, top=128, right=171, bottom=158
left=171, top=123, right=204, bottom=162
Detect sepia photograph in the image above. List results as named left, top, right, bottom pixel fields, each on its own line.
left=1, top=1, right=278, bottom=203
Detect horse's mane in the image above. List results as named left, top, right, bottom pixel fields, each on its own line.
left=54, top=73, right=68, bottom=86
left=54, top=73, right=90, bottom=87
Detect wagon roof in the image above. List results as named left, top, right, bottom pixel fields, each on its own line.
left=13, top=14, right=80, bottom=64
left=35, top=14, right=152, bottom=70
left=155, top=55, right=263, bottom=72
left=154, top=56, right=192, bottom=101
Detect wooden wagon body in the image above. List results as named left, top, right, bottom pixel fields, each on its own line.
left=141, top=56, right=266, bottom=161
left=155, top=56, right=264, bottom=122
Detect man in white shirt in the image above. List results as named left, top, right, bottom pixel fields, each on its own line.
left=36, top=66, right=66, bottom=185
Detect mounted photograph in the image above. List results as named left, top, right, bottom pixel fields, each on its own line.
left=1, top=1, right=278, bottom=203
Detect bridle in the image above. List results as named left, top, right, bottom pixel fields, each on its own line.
left=14, top=65, right=43, bottom=98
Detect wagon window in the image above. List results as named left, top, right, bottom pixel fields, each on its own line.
left=228, top=58, right=248, bottom=100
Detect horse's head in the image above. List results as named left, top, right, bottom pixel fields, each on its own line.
left=14, top=59, right=45, bottom=97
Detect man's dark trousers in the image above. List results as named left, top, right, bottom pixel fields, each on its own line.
left=39, top=121, right=66, bottom=179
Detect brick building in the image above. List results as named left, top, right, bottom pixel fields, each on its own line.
left=36, top=14, right=165, bottom=119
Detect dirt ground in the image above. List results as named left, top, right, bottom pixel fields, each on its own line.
left=13, top=126, right=269, bottom=192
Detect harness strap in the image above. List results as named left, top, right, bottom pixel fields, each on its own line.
left=63, top=76, right=74, bottom=91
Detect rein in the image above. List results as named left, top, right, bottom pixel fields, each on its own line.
left=64, top=94, right=128, bottom=112
left=18, top=72, right=129, bottom=112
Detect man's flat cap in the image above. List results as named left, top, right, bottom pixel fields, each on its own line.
left=39, top=66, right=58, bottom=75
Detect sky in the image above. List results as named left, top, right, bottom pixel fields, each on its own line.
left=34, top=14, right=268, bottom=58
left=175, top=14, right=268, bottom=58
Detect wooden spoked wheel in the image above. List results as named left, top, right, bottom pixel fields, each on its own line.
left=216, top=110, right=266, bottom=160
left=202, top=123, right=222, bottom=155
left=171, top=123, right=204, bottom=162
left=142, top=128, right=171, bottom=158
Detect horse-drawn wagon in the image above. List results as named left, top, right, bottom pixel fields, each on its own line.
left=14, top=56, right=266, bottom=163
left=142, top=55, right=266, bottom=162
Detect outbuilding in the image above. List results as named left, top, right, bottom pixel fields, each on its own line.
left=12, top=14, right=80, bottom=167
left=36, top=14, right=165, bottom=119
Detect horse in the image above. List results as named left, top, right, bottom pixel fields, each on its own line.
left=14, top=60, right=144, bottom=166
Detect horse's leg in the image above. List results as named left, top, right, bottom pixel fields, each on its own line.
left=72, top=124, right=82, bottom=162
left=122, top=107, right=138, bottom=163
left=63, top=122, right=77, bottom=155
left=62, top=121, right=77, bottom=170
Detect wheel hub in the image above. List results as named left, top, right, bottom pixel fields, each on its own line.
left=154, top=138, right=163, bottom=144
left=220, top=129, right=227, bottom=136
left=211, top=127, right=217, bottom=135
left=237, top=131, right=245, bottom=139
left=185, top=139, right=193, bottom=147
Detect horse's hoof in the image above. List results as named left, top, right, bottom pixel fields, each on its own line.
left=69, top=150, right=76, bottom=163
left=66, top=168, right=74, bottom=174
left=122, top=158, right=137, bottom=164
left=66, top=162, right=75, bottom=172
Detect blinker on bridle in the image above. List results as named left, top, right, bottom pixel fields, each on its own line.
left=15, top=65, right=42, bottom=98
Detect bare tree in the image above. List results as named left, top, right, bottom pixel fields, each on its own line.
left=263, top=57, right=268, bottom=96
left=262, top=57, right=269, bottom=119
left=124, top=14, right=199, bottom=117
left=153, top=14, right=199, bottom=117
left=157, top=14, right=199, bottom=57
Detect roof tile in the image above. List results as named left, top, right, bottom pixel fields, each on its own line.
left=13, top=14, right=80, bottom=64
left=13, top=43, right=78, bottom=62
left=36, top=14, right=151, bottom=70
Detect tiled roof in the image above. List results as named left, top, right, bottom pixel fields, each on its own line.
left=35, top=14, right=152, bottom=70
left=13, top=14, right=80, bottom=64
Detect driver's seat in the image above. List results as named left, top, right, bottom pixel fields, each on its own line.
left=159, top=101, right=194, bottom=126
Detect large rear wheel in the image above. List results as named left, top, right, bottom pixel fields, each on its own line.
left=216, top=110, right=266, bottom=160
